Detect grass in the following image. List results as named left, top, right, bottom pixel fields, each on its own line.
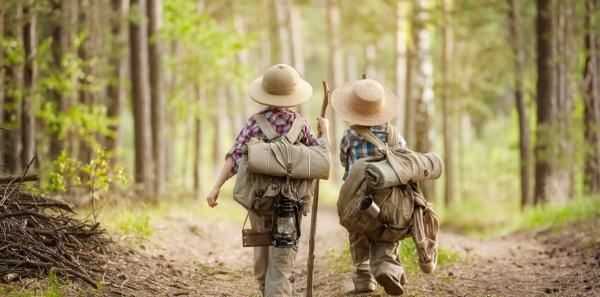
left=0, top=270, right=65, bottom=297
left=325, top=240, right=460, bottom=277
left=441, top=196, right=600, bottom=238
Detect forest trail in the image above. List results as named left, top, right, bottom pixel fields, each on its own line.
left=106, top=208, right=600, bottom=297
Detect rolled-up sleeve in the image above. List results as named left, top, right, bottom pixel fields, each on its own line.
left=225, top=119, right=257, bottom=175
left=300, top=123, right=327, bottom=146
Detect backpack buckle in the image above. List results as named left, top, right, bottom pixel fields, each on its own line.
left=286, top=163, right=293, bottom=175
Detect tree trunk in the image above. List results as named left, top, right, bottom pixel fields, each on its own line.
left=21, top=4, right=36, bottom=168
left=365, top=43, right=377, bottom=80
left=508, top=0, right=533, bottom=207
left=326, top=0, right=343, bottom=182
left=194, top=85, right=205, bottom=199
left=2, top=4, right=23, bottom=174
left=77, top=0, right=99, bottom=164
left=259, top=0, right=271, bottom=69
left=106, top=0, right=129, bottom=164
left=0, top=9, right=5, bottom=168
left=269, top=0, right=291, bottom=65
left=286, top=0, right=308, bottom=116
left=411, top=0, right=435, bottom=199
left=534, top=0, right=573, bottom=204
left=212, top=87, right=227, bottom=174
left=147, top=0, right=165, bottom=196
left=395, top=0, right=408, bottom=134
left=583, top=0, right=600, bottom=194
left=129, top=0, right=154, bottom=195
left=441, top=0, right=454, bottom=207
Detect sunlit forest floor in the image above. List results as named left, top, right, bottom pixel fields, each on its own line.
left=2, top=196, right=600, bottom=297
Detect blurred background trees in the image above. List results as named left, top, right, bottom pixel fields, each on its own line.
left=0, top=0, right=599, bottom=217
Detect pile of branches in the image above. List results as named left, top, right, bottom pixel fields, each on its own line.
left=0, top=175, right=110, bottom=288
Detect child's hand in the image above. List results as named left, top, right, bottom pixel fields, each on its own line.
left=206, top=188, right=220, bottom=208
left=317, top=117, right=329, bottom=137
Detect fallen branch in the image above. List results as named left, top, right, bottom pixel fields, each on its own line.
left=0, top=174, right=39, bottom=184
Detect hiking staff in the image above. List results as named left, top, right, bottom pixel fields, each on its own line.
left=305, top=81, right=330, bottom=297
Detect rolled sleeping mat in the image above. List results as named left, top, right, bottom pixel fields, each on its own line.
left=247, top=142, right=330, bottom=180
left=365, top=152, right=443, bottom=189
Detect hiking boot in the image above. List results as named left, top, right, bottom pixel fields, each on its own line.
left=352, top=262, right=377, bottom=293
left=373, top=264, right=406, bottom=296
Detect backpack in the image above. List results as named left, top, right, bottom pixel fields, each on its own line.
left=336, top=124, right=441, bottom=274
left=233, top=114, right=322, bottom=216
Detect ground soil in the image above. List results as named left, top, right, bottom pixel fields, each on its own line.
left=96, top=207, right=600, bottom=297
left=6, top=207, right=600, bottom=297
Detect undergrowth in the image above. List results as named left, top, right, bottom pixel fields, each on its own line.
left=326, top=240, right=460, bottom=277
left=442, top=196, right=600, bottom=238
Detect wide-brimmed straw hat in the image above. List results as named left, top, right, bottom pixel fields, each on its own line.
left=248, top=64, right=313, bottom=107
left=331, top=79, right=398, bottom=126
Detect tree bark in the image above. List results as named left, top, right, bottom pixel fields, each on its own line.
left=77, top=0, right=99, bottom=164
left=410, top=0, right=435, bottom=199
left=441, top=0, right=454, bottom=207
left=395, top=0, right=408, bottom=134
left=194, top=85, right=205, bottom=199
left=508, top=0, right=533, bottom=207
left=21, top=4, right=36, bottom=168
left=365, top=42, right=377, bottom=80
left=534, top=0, right=573, bottom=204
left=212, top=87, right=227, bottom=173
left=0, top=9, right=5, bottom=168
left=106, top=0, right=128, bottom=163
left=129, top=0, right=154, bottom=195
left=269, top=0, right=291, bottom=65
left=583, top=0, right=600, bottom=194
left=2, top=4, right=23, bottom=174
left=286, top=0, right=308, bottom=116
left=147, top=0, right=166, bottom=196
left=326, top=0, right=343, bottom=182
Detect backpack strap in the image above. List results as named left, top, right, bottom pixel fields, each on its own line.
left=286, top=116, right=305, bottom=144
left=351, top=124, right=389, bottom=150
left=386, top=124, right=399, bottom=147
left=253, top=114, right=279, bottom=141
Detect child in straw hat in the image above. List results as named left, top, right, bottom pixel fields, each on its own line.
left=206, top=64, right=329, bottom=297
left=331, top=78, right=408, bottom=295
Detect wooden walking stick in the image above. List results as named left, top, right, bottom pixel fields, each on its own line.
left=306, top=81, right=330, bottom=297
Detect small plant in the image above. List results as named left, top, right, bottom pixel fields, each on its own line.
left=114, top=212, right=154, bottom=238
left=44, top=148, right=131, bottom=221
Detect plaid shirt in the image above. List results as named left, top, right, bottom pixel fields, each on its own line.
left=340, top=124, right=407, bottom=180
left=226, top=107, right=324, bottom=175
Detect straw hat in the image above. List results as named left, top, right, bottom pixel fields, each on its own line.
left=248, top=64, right=313, bottom=107
left=331, top=79, right=398, bottom=126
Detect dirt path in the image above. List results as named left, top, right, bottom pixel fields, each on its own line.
left=105, top=208, right=600, bottom=297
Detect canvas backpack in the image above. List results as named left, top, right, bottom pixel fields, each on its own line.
left=336, top=124, right=441, bottom=274
left=233, top=114, right=318, bottom=216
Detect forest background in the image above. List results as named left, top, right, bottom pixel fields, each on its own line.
left=1, top=0, right=600, bottom=238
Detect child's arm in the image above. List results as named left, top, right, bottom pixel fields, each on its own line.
left=206, top=157, right=235, bottom=208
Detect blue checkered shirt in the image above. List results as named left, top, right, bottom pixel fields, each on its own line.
left=339, top=124, right=408, bottom=180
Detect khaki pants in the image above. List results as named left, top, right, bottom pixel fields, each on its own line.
left=349, top=232, right=406, bottom=295
left=249, top=212, right=297, bottom=297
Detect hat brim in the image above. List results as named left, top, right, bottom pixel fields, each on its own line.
left=248, top=76, right=313, bottom=108
left=331, top=81, right=398, bottom=126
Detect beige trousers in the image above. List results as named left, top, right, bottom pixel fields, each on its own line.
left=349, top=232, right=406, bottom=295
left=249, top=212, right=297, bottom=297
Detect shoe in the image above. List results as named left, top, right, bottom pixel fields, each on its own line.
left=374, top=271, right=405, bottom=296
left=354, top=280, right=377, bottom=293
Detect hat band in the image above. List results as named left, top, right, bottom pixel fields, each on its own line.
left=262, top=79, right=296, bottom=95
left=348, top=94, right=384, bottom=116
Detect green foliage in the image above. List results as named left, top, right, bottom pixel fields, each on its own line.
left=399, top=240, right=460, bottom=276
left=114, top=212, right=154, bottom=238
left=44, top=149, right=130, bottom=194
left=160, top=0, right=255, bottom=120
left=0, top=270, right=64, bottom=297
left=443, top=195, right=600, bottom=238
